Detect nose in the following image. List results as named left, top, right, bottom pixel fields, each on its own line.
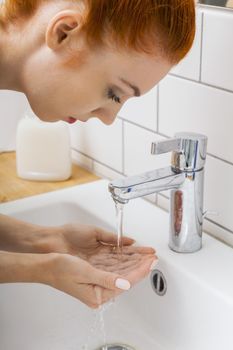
left=100, top=113, right=117, bottom=125
left=92, top=104, right=122, bottom=125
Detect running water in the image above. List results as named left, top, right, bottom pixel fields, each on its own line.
left=81, top=202, right=125, bottom=350
left=115, top=201, right=125, bottom=260
left=81, top=300, right=115, bottom=350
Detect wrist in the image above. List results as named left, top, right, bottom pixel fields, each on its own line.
left=0, top=214, right=62, bottom=254
left=0, top=250, right=57, bottom=285
left=31, top=226, right=64, bottom=254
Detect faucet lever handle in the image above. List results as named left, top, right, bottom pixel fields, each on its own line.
left=151, top=138, right=181, bottom=155
left=152, top=132, right=208, bottom=172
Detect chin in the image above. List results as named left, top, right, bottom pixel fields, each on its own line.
left=25, top=97, right=59, bottom=122
left=29, top=105, right=60, bottom=122
left=37, top=114, right=61, bottom=123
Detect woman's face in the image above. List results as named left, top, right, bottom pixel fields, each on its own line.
left=21, top=34, right=172, bottom=125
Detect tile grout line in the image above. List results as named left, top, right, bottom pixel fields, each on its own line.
left=71, top=147, right=124, bottom=176
left=207, top=152, right=233, bottom=167
left=122, top=120, right=125, bottom=175
left=155, top=85, right=160, bottom=205
left=156, top=85, right=160, bottom=133
left=117, top=116, right=158, bottom=134
left=199, top=11, right=204, bottom=82
left=169, top=72, right=233, bottom=95
left=156, top=193, right=233, bottom=235
left=205, top=218, right=233, bottom=235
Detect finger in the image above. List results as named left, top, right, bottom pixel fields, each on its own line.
left=115, top=246, right=156, bottom=255
left=123, top=257, right=158, bottom=285
left=120, top=255, right=157, bottom=275
left=89, top=252, right=156, bottom=271
left=90, top=266, right=131, bottom=291
left=95, top=254, right=157, bottom=274
left=89, top=252, right=144, bottom=267
left=95, top=228, right=135, bottom=246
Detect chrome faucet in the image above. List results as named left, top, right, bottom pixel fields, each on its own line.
left=109, top=132, right=208, bottom=253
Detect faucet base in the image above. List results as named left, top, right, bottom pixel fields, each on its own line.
left=168, top=242, right=202, bottom=254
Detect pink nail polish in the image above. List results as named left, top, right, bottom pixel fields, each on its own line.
left=115, top=278, right=131, bottom=290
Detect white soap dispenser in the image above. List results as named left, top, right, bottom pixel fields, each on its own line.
left=16, top=111, right=72, bottom=181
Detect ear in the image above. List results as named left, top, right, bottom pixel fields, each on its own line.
left=46, top=10, right=84, bottom=51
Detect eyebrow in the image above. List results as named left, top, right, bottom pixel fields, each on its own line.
left=119, top=78, right=141, bottom=97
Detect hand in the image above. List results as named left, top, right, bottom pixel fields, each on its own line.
left=45, top=222, right=135, bottom=255
left=9, top=220, right=157, bottom=307
left=46, top=251, right=157, bottom=308
left=52, top=222, right=157, bottom=273
left=50, top=222, right=155, bottom=258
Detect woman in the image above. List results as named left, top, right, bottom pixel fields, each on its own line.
left=0, top=0, right=195, bottom=308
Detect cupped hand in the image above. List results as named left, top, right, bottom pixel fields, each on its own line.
left=47, top=250, right=157, bottom=309
left=41, top=223, right=158, bottom=307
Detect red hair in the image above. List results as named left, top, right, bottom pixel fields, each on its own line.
left=1, top=0, right=196, bottom=64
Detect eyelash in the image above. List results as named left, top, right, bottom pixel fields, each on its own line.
left=107, top=88, right=122, bottom=104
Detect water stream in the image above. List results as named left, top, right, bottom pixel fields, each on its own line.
left=81, top=201, right=125, bottom=350
left=115, top=201, right=124, bottom=260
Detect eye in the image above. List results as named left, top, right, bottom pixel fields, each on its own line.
left=107, top=88, right=122, bottom=104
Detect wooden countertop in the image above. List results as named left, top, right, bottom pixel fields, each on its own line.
left=0, top=152, right=99, bottom=203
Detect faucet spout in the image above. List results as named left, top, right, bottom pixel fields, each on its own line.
left=109, top=167, right=185, bottom=204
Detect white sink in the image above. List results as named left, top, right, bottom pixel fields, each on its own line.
left=0, top=179, right=233, bottom=350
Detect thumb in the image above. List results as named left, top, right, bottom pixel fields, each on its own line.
left=91, top=267, right=131, bottom=291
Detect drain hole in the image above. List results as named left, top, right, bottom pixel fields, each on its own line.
left=153, top=272, right=158, bottom=287
left=159, top=276, right=164, bottom=293
left=151, top=269, right=167, bottom=296
left=97, top=345, right=135, bottom=350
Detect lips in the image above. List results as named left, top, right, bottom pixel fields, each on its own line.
left=67, top=117, right=77, bottom=124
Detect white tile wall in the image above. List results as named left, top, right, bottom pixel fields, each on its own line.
left=70, top=6, right=233, bottom=247
left=202, top=9, right=233, bottom=91
left=204, top=155, right=233, bottom=232
left=0, top=91, right=28, bottom=152
left=118, top=86, right=158, bottom=131
left=70, top=118, right=123, bottom=172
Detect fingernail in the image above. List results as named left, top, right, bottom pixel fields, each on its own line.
left=115, top=278, right=131, bottom=290
left=150, top=259, right=158, bottom=271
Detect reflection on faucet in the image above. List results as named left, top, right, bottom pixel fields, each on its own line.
left=109, top=132, right=208, bottom=254
left=174, top=190, right=183, bottom=235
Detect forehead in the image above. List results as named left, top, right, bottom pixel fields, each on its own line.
left=122, top=53, right=172, bottom=95
left=96, top=48, right=172, bottom=95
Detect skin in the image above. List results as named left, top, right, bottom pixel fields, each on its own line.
left=0, top=0, right=173, bottom=307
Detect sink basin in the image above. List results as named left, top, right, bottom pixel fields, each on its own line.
left=0, top=179, right=233, bottom=350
